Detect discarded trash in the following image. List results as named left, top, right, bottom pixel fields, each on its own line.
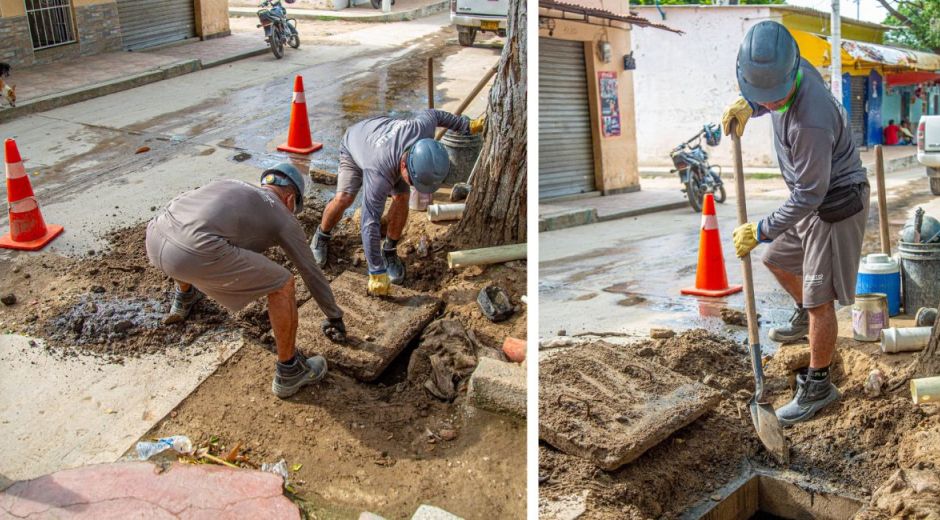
left=915, top=307, right=938, bottom=327
left=502, top=336, right=526, bottom=362
left=416, top=234, right=431, bottom=258
left=865, top=369, right=885, bottom=398
left=1, top=293, right=15, bottom=306
left=477, top=285, right=514, bottom=322
left=136, top=435, right=193, bottom=460
left=853, top=293, right=889, bottom=342
left=261, top=458, right=289, bottom=482
left=135, top=146, right=150, bottom=154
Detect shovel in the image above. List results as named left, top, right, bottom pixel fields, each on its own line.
left=730, top=124, right=789, bottom=465
left=450, top=152, right=480, bottom=202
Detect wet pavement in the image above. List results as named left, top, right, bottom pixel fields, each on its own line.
left=539, top=167, right=934, bottom=354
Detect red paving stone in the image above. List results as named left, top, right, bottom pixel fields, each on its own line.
left=0, top=462, right=300, bottom=519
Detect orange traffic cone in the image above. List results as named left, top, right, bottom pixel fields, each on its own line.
left=681, top=193, right=741, bottom=297
left=277, top=75, right=322, bottom=155
left=0, top=138, right=64, bottom=251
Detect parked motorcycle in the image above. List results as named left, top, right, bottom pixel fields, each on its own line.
left=257, top=0, right=299, bottom=59
left=670, top=123, right=726, bottom=213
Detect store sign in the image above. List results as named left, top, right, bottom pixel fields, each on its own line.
left=597, top=71, right=621, bottom=138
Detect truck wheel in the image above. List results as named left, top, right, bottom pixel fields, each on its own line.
left=931, top=177, right=940, bottom=196
left=458, top=27, right=477, bottom=47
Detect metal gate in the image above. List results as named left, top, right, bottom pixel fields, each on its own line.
left=539, top=37, right=596, bottom=199
left=25, top=0, right=76, bottom=50
left=117, top=0, right=196, bottom=51
left=849, top=75, right=867, bottom=147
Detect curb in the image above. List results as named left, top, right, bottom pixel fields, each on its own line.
left=0, top=48, right=268, bottom=124
left=229, top=0, right=448, bottom=22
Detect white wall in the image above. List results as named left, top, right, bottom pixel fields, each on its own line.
left=631, top=6, right=779, bottom=168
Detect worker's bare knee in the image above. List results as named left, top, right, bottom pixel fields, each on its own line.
left=333, top=192, right=355, bottom=209
left=806, top=301, right=834, bottom=317
left=270, top=275, right=296, bottom=299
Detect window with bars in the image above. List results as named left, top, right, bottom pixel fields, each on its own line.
left=25, top=0, right=77, bottom=50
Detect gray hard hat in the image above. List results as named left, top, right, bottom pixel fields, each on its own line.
left=736, top=21, right=801, bottom=104
left=260, top=162, right=306, bottom=213
left=406, top=138, right=450, bottom=194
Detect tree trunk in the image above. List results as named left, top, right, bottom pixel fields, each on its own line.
left=452, top=0, right=526, bottom=249
left=914, top=296, right=940, bottom=377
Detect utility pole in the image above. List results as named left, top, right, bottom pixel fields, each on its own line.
left=830, top=0, right=842, bottom=101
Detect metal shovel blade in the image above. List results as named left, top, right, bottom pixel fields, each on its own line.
left=748, top=396, right=789, bottom=465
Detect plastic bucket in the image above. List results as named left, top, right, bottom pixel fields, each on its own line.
left=440, top=130, right=482, bottom=185
left=856, top=253, right=902, bottom=316
left=898, top=240, right=940, bottom=314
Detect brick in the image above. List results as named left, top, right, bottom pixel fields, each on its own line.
left=468, top=357, right=526, bottom=418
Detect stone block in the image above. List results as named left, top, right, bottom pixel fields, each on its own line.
left=468, top=357, right=526, bottom=418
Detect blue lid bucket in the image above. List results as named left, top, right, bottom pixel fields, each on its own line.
left=856, top=253, right=901, bottom=316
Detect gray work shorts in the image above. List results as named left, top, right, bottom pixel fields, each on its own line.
left=336, top=147, right=409, bottom=197
left=145, top=220, right=291, bottom=312
left=761, top=184, right=870, bottom=309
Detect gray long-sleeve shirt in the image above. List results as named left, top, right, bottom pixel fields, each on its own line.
left=341, top=109, right=470, bottom=273
left=153, top=179, right=342, bottom=319
left=749, top=59, right=868, bottom=239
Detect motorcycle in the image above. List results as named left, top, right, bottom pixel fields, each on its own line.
left=670, top=123, right=726, bottom=213
left=257, top=0, right=299, bottom=59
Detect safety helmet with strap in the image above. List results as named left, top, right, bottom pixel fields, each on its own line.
left=260, top=162, right=306, bottom=214
left=406, top=138, right=450, bottom=194
left=736, top=21, right=801, bottom=104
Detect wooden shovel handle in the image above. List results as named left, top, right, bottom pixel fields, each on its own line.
left=731, top=123, right=760, bottom=348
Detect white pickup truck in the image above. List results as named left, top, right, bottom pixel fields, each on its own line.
left=917, top=115, right=940, bottom=195
left=450, top=0, right=508, bottom=47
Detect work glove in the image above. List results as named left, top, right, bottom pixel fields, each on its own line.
left=367, top=272, right=391, bottom=297
left=722, top=97, right=753, bottom=137
left=469, top=114, right=486, bottom=135
left=732, top=222, right=762, bottom=258
left=321, top=317, right=346, bottom=343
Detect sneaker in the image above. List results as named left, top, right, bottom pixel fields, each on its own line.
left=311, top=227, right=331, bottom=268
left=776, top=373, right=841, bottom=426
left=382, top=247, right=406, bottom=285
left=272, top=352, right=328, bottom=398
left=163, top=287, right=203, bottom=325
left=768, top=306, right=809, bottom=343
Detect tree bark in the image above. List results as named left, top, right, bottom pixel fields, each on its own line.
left=875, top=0, right=915, bottom=28
left=914, top=296, right=940, bottom=377
left=452, top=0, right=526, bottom=249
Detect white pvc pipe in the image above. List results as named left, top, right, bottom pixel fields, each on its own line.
left=911, top=376, right=940, bottom=405
left=881, top=326, right=933, bottom=354
left=427, top=203, right=465, bottom=222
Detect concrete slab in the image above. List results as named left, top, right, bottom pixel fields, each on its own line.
left=297, top=271, right=442, bottom=381
left=539, top=342, right=721, bottom=471
left=0, top=333, right=242, bottom=481
left=467, top=357, right=526, bottom=418
left=412, top=504, right=464, bottom=519
left=0, top=462, right=299, bottom=519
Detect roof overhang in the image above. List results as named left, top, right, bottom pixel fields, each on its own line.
left=538, top=0, right=682, bottom=34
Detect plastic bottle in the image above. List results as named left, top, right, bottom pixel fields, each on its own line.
left=136, top=435, right=193, bottom=460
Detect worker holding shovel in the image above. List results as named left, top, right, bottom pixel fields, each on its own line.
left=311, top=109, right=484, bottom=296
left=722, top=21, right=869, bottom=426
left=144, top=163, right=346, bottom=399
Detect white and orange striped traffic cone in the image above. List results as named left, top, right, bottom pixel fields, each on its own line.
left=0, top=138, right=64, bottom=251
left=681, top=193, right=741, bottom=297
left=277, top=75, right=322, bottom=154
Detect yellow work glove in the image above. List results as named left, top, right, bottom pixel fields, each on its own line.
left=469, top=114, right=486, bottom=135
left=722, top=97, right=753, bottom=137
left=367, top=272, right=391, bottom=297
left=732, top=222, right=761, bottom=258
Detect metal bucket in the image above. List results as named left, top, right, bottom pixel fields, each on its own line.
left=440, top=130, right=482, bottom=185
left=899, top=240, right=940, bottom=314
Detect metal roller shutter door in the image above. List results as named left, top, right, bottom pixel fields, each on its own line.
left=117, top=0, right=196, bottom=51
left=540, top=37, right=596, bottom=199
left=849, top=76, right=866, bottom=147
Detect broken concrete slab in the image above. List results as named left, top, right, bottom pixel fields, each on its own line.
left=0, top=462, right=300, bottom=519
left=539, top=491, right=588, bottom=520
left=539, top=342, right=721, bottom=471
left=297, top=272, right=442, bottom=382
left=412, top=504, right=464, bottom=520
left=468, top=357, right=526, bottom=418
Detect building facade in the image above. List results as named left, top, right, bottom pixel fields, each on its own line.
left=0, top=0, right=230, bottom=67
left=631, top=5, right=940, bottom=168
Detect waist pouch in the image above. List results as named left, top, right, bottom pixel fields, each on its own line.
left=817, top=183, right=866, bottom=223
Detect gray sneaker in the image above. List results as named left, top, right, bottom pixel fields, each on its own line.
left=382, top=247, right=406, bottom=285
left=272, top=352, right=328, bottom=398
left=776, top=373, right=841, bottom=426
left=311, top=227, right=331, bottom=268
left=769, top=306, right=809, bottom=343
left=163, top=288, right=203, bottom=325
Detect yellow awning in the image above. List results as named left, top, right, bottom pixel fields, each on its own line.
left=789, top=29, right=940, bottom=72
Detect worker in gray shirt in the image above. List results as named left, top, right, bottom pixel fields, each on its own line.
left=145, top=163, right=346, bottom=399
left=722, top=21, right=869, bottom=426
left=311, top=109, right=484, bottom=296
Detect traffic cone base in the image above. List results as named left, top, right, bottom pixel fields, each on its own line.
left=0, top=224, right=63, bottom=251
left=680, top=284, right=742, bottom=297
left=277, top=141, right=323, bottom=154
left=681, top=193, right=741, bottom=297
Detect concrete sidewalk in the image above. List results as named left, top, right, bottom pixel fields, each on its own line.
left=0, top=34, right=267, bottom=124
left=230, top=0, right=448, bottom=23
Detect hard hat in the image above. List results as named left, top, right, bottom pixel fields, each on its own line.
left=406, top=138, right=450, bottom=194
left=261, top=162, right=306, bottom=214
left=736, top=21, right=801, bottom=104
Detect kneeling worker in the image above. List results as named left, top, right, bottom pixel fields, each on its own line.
left=145, top=163, right=346, bottom=398
left=310, top=109, right=484, bottom=296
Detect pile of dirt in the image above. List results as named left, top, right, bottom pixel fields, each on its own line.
left=539, top=329, right=940, bottom=518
